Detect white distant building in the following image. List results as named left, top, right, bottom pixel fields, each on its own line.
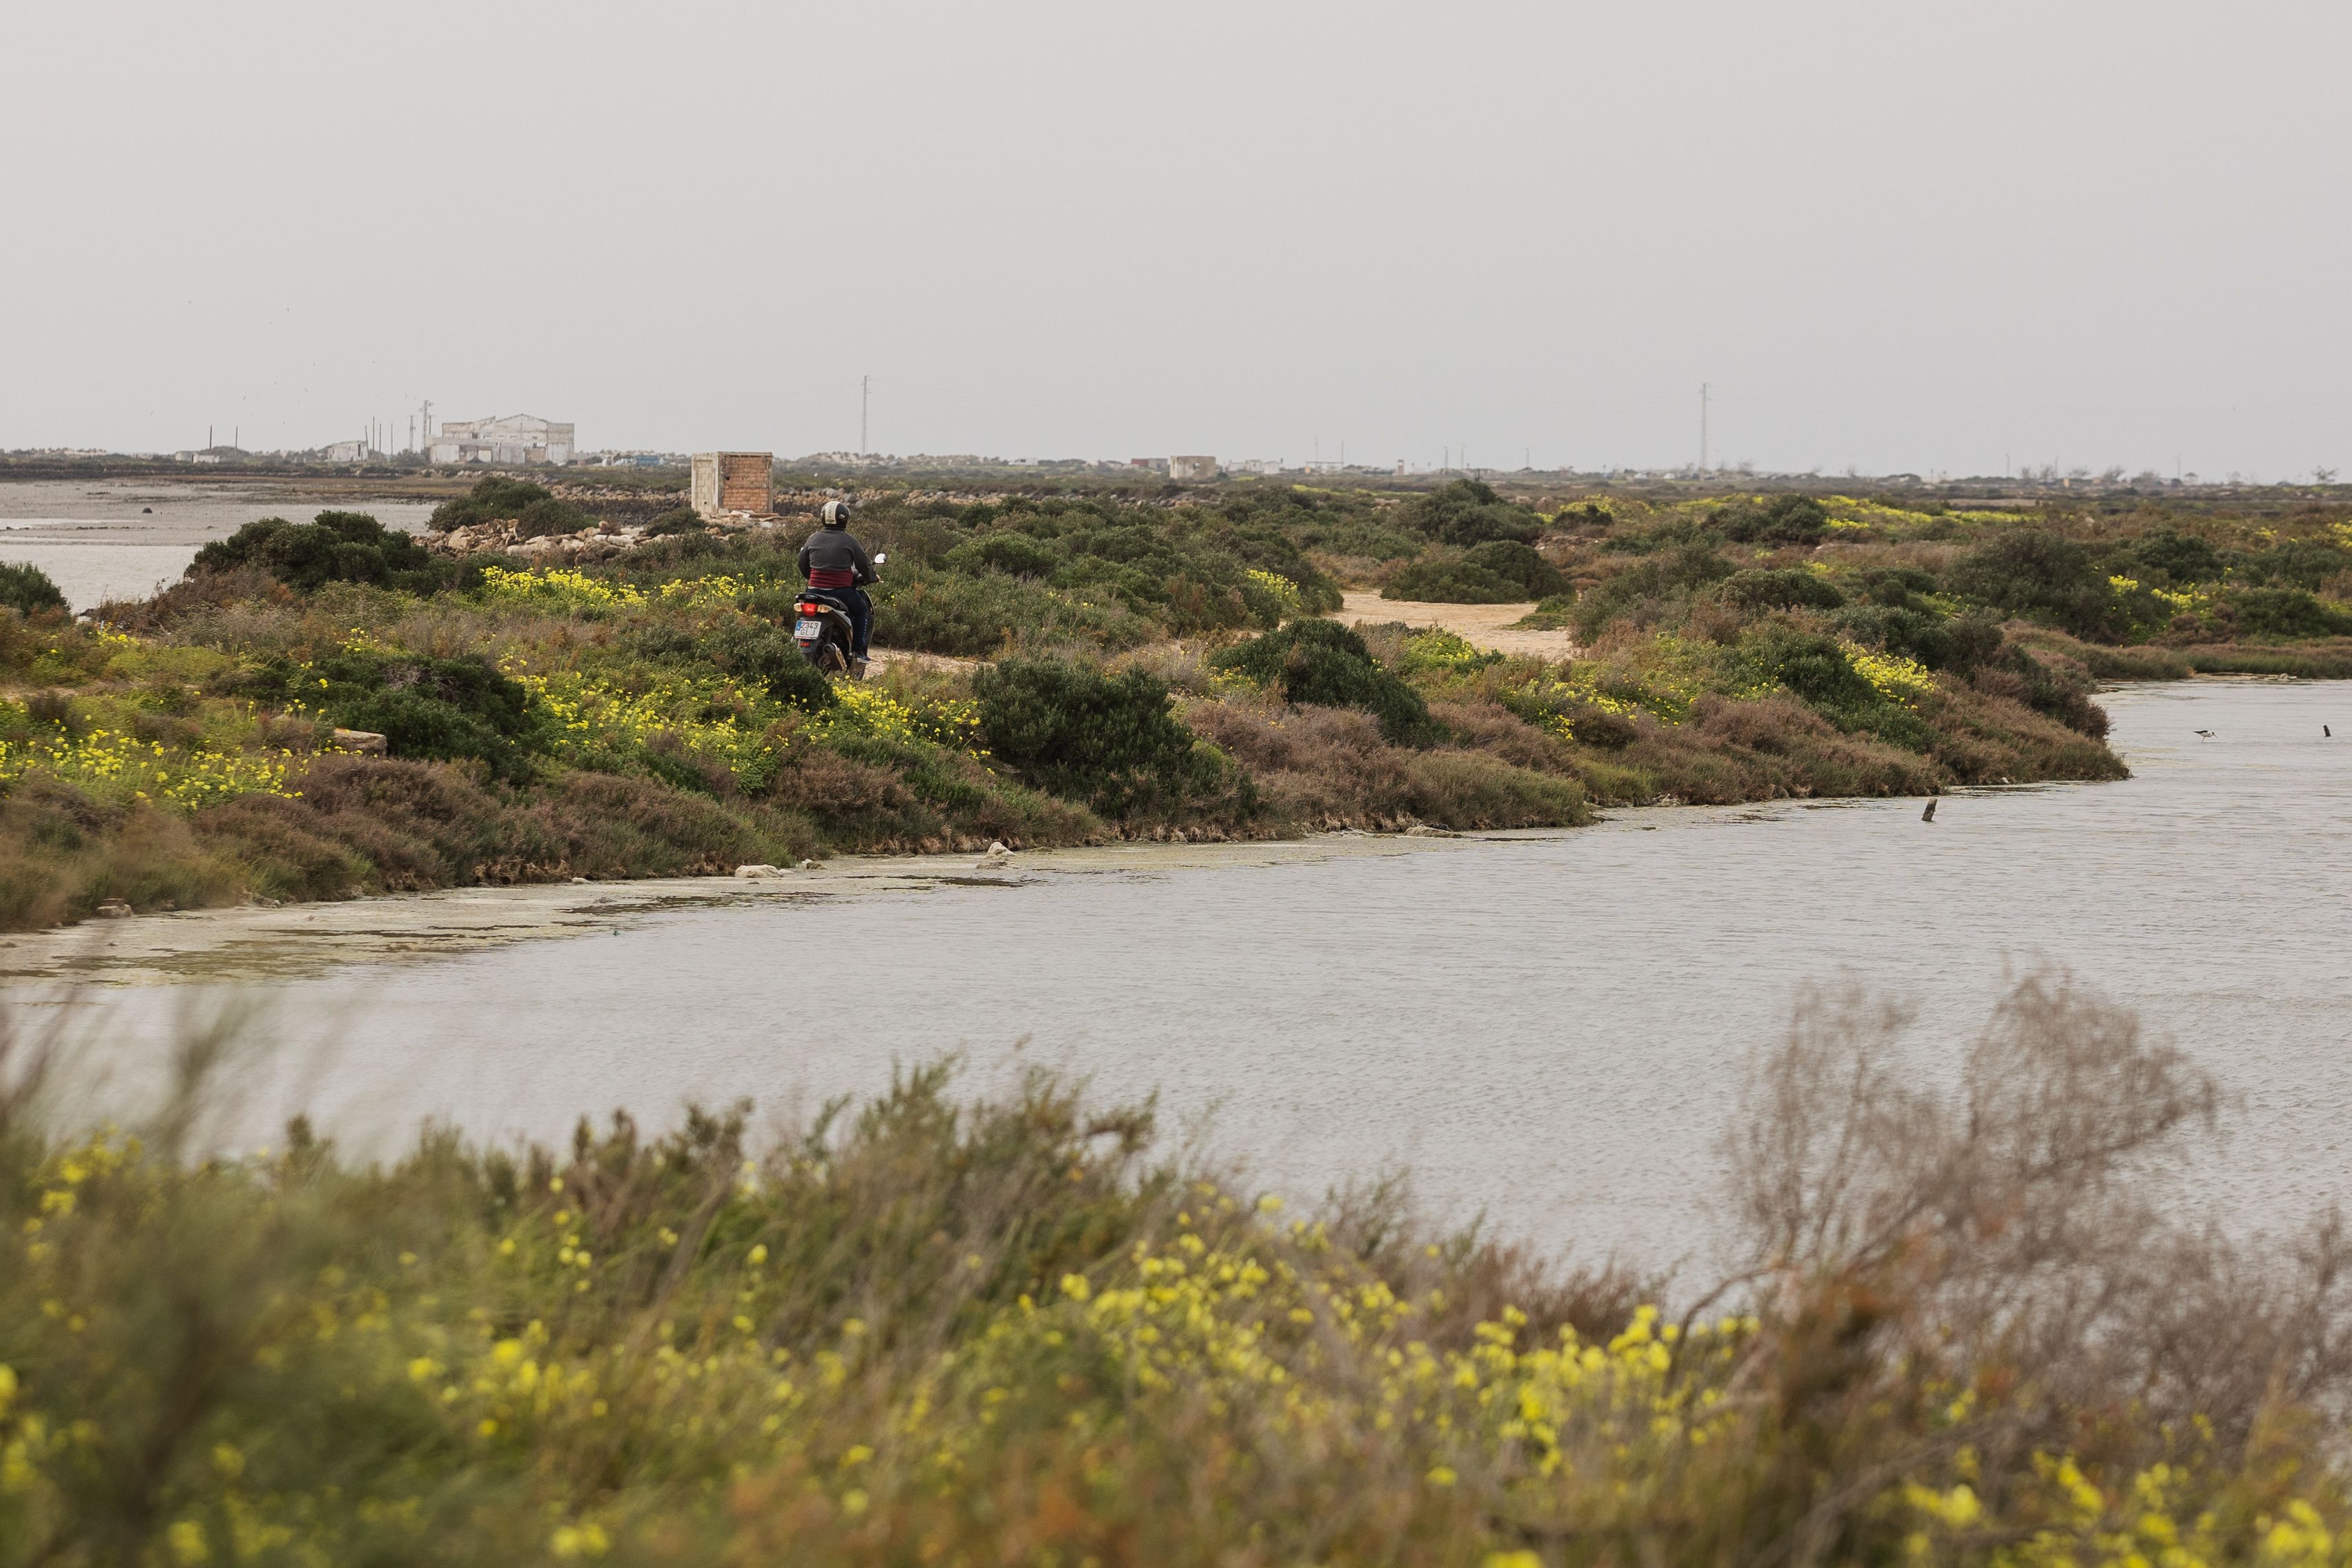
left=1168, top=455, right=1219, bottom=481
left=428, top=413, right=574, bottom=465
left=320, top=440, right=368, bottom=462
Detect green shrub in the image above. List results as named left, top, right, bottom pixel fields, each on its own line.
left=2235, top=536, right=2352, bottom=592
left=1397, top=628, right=1503, bottom=676
left=1856, top=566, right=1941, bottom=607
left=1715, top=493, right=1829, bottom=545
left=242, top=650, right=547, bottom=781
left=1739, top=629, right=1932, bottom=750
left=1397, top=479, right=1543, bottom=547
left=1211, top=620, right=1443, bottom=747
left=1975, top=645, right=2109, bottom=736
left=1718, top=567, right=1843, bottom=612
left=2133, top=529, right=2222, bottom=584
left=631, top=622, right=836, bottom=710
left=0, top=562, right=66, bottom=616
left=427, top=476, right=558, bottom=532
left=1574, top=545, right=1738, bottom=639
left=1832, top=605, right=2002, bottom=672
left=513, top=496, right=594, bottom=540
left=942, top=532, right=1061, bottom=579
left=1948, top=529, right=2117, bottom=639
left=873, top=569, right=1157, bottom=657
left=192, top=512, right=443, bottom=594
left=974, top=657, right=1243, bottom=821
left=1384, top=541, right=1567, bottom=604
left=2224, top=587, right=2352, bottom=639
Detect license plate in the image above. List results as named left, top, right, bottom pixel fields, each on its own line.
left=794, top=619, right=822, bottom=640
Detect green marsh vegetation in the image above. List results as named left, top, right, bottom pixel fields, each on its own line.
left=8, top=972, right=2352, bottom=1564
left=0, top=476, right=2337, bottom=924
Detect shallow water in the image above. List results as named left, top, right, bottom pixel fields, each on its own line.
left=37, top=678, right=2352, bottom=1270
left=0, top=480, right=435, bottom=609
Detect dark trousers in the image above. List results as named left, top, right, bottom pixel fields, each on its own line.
left=806, top=585, right=873, bottom=656
left=845, top=586, right=873, bottom=656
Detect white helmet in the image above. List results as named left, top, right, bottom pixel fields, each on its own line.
left=821, top=499, right=854, bottom=526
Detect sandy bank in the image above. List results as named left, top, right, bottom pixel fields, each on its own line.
left=0, top=832, right=1494, bottom=987
left=1339, top=591, right=1575, bottom=658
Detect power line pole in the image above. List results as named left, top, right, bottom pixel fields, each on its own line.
left=860, top=375, right=869, bottom=455
left=1699, top=383, right=1709, bottom=472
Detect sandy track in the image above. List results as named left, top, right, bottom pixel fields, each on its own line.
left=865, top=647, right=980, bottom=675
left=859, top=597, right=1573, bottom=673
left=1338, top=591, right=1576, bottom=660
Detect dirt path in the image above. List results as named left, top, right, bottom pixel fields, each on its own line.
left=866, top=647, right=980, bottom=676
left=1338, top=591, right=1576, bottom=660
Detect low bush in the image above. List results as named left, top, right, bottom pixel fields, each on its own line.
left=2236, top=535, right=2352, bottom=592
left=1948, top=527, right=2118, bottom=640
left=1718, top=567, right=1843, bottom=612
left=872, top=569, right=1156, bottom=657
left=974, top=657, right=1246, bottom=823
left=1397, top=478, right=1544, bottom=547
left=237, top=650, right=548, bottom=781
left=1574, top=545, right=1738, bottom=639
left=1969, top=644, right=2110, bottom=737
left=1383, top=540, right=1567, bottom=603
left=2133, top=528, right=2224, bottom=584
left=2224, top=587, right=2352, bottom=639
left=427, top=476, right=565, bottom=533
left=513, top=496, right=594, bottom=540
left=1739, top=629, right=1933, bottom=750
left=1188, top=698, right=1587, bottom=830
left=0, top=562, right=66, bottom=616
left=1210, top=620, right=1444, bottom=747
left=1714, top=492, right=1828, bottom=544
left=631, top=621, right=835, bottom=711
left=1831, top=603, right=2003, bottom=672
left=191, top=511, right=443, bottom=594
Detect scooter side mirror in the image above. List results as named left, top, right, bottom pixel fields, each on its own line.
left=873, top=552, right=887, bottom=565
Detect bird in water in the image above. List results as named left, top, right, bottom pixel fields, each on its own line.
left=1921, top=798, right=1937, bottom=823
left=2193, top=729, right=2216, bottom=740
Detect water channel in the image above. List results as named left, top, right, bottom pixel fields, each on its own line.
left=21, top=678, right=2352, bottom=1273
left=0, top=480, right=435, bottom=610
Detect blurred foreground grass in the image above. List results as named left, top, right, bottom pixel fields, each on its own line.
left=5, top=976, right=2351, bottom=1566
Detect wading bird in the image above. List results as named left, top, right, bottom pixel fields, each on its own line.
left=2194, top=729, right=2217, bottom=740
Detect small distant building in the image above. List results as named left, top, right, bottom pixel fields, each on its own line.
left=320, top=440, right=368, bottom=462
left=1168, top=455, right=1219, bottom=482
left=427, top=414, right=574, bottom=466
left=691, top=452, right=774, bottom=519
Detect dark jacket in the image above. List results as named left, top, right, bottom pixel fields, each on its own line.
left=797, top=525, right=877, bottom=586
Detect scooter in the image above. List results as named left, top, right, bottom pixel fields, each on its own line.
left=793, top=552, right=883, bottom=677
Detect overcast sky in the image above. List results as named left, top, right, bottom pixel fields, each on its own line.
left=3, top=1, right=2345, bottom=478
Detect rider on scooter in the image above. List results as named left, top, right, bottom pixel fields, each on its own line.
left=796, top=499, right=878, bottom=662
